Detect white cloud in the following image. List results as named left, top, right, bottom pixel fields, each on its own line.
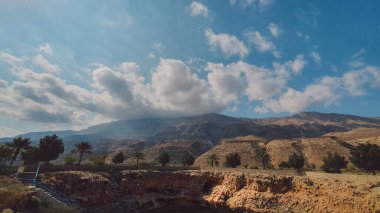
left=150, top=59, right=222, bottom=115
left=0, top=51, right=25, bottom=66
left=188, top=1, right=208, bottom=17
left=1, top=50, right=379, bottom=127
left=268, top=23, right=281, bottom=38
left=245, top=31, right=280, bottom=58
left=207, top=60, right=290, bottom=102
left=255, top=65, right=380, bottom=113
left=206, top=62, right=245, bottom=104
left=33, top=54, right=60, bottom=74
left=38, top=43, right=53, bottom=56
left=310, top=51, right=321, bottom=64
left=205, top=28, right=249, bottom=58
left=289, top=54, right=307, bottom=75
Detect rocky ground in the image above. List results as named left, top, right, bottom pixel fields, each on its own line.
left=40, top=170, right=380, bottom=212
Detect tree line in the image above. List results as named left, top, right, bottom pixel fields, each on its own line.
left=0, top=135, right=196, bottom=167
left=1, top=135, right=379, bottom=174
left=206, top=144, right=380, bottom=174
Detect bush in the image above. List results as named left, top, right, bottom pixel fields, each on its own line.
left=0, top=176, right=29, bottom=209
left=112, top=152, right=124, bottom=164
left=304, top=179, right=314, bottom=187
left=250, top=166, right=259, bottom=169
left=342, top=162, right=357, bottom=173
left=288, top=153, right=304, bottom=170
left=350, top=143, right=380, bottom=174
left=321, top=151, right=347, bottom=173
left=157, top=151, right=170, bottom=166
left=224, top=153, right=241, bottom=168
left=89, top=155, right=106, bottom=165
left=279, top=161, right=290, bottom=169
left=25, top=196, right=41, bottom=209
left=179, top=151, right=195, bottom=166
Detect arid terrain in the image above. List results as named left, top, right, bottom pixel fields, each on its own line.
left=38, top=170, right=380, bottom=213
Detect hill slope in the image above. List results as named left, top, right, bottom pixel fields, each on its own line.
left=1, top=112, right=380, bottom=155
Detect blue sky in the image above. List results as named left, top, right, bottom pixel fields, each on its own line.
left=0, top=0, right=379, bottom=136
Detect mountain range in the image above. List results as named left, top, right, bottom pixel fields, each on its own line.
left=1, top=112, right=380, bottom=154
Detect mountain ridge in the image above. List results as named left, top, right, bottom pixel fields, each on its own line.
left=1, top=112, right=379, bottom=149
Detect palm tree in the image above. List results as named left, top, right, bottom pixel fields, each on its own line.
left=74, top=142, right=93, bottom=165
left=7, top=137, right=31, bottom=165
left=256, top=146, right=271, bottom=169
left=131, top=151, right=145, bottom=166
left=207, top=154, right=219, bottom=167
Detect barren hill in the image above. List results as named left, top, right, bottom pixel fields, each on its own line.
left=194, top=131, right=380, bottom=169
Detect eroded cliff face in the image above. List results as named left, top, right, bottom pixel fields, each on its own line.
left=40, top=170, right=380, bottom=212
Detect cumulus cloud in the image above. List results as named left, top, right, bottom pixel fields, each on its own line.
left=268, top=23, right=281, bottom=38
left=255, top=65, right=380, bottom=113
left=205, top=28, right=249, bottom=58
left=255, top=76, right=341, bottom=113
left=206, top=60, right=290, bottom=102
left=245, top=31, right=280, bottom=58
left=188, top=1, right=208, bottom=17
left=1, top=49, right=379, bottom=127
left=33, top=54, right=60, bottom=74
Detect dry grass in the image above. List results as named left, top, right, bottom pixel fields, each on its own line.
left=306, top=171, right=380, bottom=185
left=0, top=176, right=30, bottom=209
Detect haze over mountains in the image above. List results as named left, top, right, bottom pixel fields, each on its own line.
left=1, top=112, right=379, bottom=150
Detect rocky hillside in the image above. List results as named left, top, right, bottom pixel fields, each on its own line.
left=2, top=112, right=380, bottom=156
left=40, top=170, right=380, bottom=212
left=194, top=127, right=380, bottom=169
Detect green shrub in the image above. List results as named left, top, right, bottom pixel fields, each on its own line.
left=350, top=144, right=380, bottom=174
left=288, top=153, right=304, bottom=170
left=179, top=151, right=195, bottom=166
left=224, top=153, right=241, bottom=168
left=342, top=162, right=357, bottom=173
left=304, top=179, right=314, bottom=187
left=157, top=151, right=170, bottom=166
left=112, top=152, right=124, bottom=164
left=321, top=151, right=347, bottom=173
